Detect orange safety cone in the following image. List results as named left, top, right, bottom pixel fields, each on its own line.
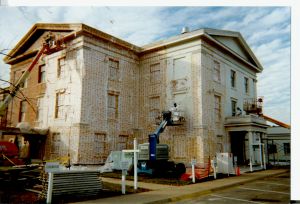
left=235, top=167, right=240, bottom=176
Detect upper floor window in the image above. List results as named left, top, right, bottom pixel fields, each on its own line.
left=214, top=95, right=221, bottom=122
left=231, top=99, right=237, bottom=116
left=213, top=61, right=221, bottom=82
left=107, top=93, right=119, bottom=119
left=19, top=100, right=27, bottom=122
left=150, top=63, right=161, bottom=84
left=38, top=64, right=46, bottom=83
left=55, top=92, right=65, bottom=119
left=57, top=57, right=66, bottom=78
left=230, top=70, right=236, bottom=88
left=244, top=77, right=249, bottom=94
left=20, top=71, right=28, bottom=88
left=108, top=58, right=119, bottom=81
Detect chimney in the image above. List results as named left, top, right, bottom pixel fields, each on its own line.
left=181, top=27, right=189, bottom=34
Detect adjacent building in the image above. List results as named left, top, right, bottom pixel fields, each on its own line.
left=266, top=126, right=290, bottom=165
left=2, top=23, right=268, bottom=166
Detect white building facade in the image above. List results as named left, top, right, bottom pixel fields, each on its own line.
left=5, top=24, right=268, bottom=166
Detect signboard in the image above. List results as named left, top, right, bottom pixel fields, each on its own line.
left=191, top=159, right=197, bottom=165
left=45, top=162, right=60, bottom=172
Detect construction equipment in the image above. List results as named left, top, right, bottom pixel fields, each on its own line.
left=0, top=32, right=76, bottom=117
left=137, top=103, right=186, bottom=176
left=261, top=115, right=290, bottom=129
left=243, top=98, right=290, bottom=129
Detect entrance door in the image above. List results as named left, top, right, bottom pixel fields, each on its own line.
left=230, top=132, right=246, bottom=165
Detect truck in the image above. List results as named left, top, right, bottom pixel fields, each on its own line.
left=136, top=104, right=186, bottom=177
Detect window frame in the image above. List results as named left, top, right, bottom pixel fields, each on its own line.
left=231, top=99, right=237, bottom=116
left=213, top=60, right=221, bottom=82
left=283, top=143, right=290, bottom=155
left=19, top=100, right=27, bottom=122
left=107, top=93, right=119, bottom=119
left=57, top=56, right=66, bottom=78
left=244, top=77, right=249, bottom=94
left=214, top=95, right=221, bottom=122
left=55, top=92, right=65, bottom=119
left=230, top=70, right=236, bottom=88
left=38, top=64, right=46, bottom=83
left=108, top=58, right=120, bottom=81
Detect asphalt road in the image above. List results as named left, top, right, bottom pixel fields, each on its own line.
left=171, top=171, right=290, bottom=204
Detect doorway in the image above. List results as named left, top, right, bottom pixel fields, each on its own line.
left=230, top=131, right=246, bottom=165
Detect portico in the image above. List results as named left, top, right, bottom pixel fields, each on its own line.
left=225, top=114, right=268, bottom=171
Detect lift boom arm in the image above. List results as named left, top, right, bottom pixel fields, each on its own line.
left=262, top=114, right=290, bottom=129
left=149, top=111, right=173, bottom=161
left=0, top=32, right=78, bottom=117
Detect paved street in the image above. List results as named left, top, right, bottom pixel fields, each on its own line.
left=171, top=172, right=290, bottom=204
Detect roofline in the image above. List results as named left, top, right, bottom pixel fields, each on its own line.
left=4, top=23, right=141, bottom=64
left=141, top=29, right=262, bottom=72
left=4, top=24, right=263, bottom=72
left=4, top=23, right=83, bottom=63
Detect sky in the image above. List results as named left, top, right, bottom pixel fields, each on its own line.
left=0, top=6, right=291, bottom=124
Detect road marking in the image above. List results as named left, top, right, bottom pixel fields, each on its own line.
left=211, top=194, right=264, bottom=203
left=256, top=181, right=290, bottom=187
left=238, top=187, right=290, bottom=195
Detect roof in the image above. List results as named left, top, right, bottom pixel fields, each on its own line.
left=4, top=24, right=263, bottom=72
left=141, top=28, right=263, bottom=72
left=267, top=126, right=290, bottom=135
left=4, top=23, right=141, bottom=64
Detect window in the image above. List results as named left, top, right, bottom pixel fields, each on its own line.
left=108, top=58, right=119, bottom=81
left=94, top=133, right=107, bottom=161
left=230, top=70, right=236, bottom=88
left=213, top=61, right=221, bottom=82
left=57, top=57, right=66, bottom=78
left=268, top=144, right=277, bottom=154
left=214, top=95, right=221, bottom=122
left=149, top=96, right=160, bottom=122
left=51, top=133, right=61, bottom=155
left=38, top=64, right=46, bottom=83
left=36, top=97, right=43, bottom=121
left=284, top=143, right=290, bottom=155
left=231, top=99, right=237, bottom=116
left=19, top=100, right=27, bottom=122
left=20, top=71, right=28, bottom=88
left=117, top=135, right=128, bottom=150
left=107, top=94, right=118, bottom=119
left=244, top=77, right=249, bottom=93
left=55, top=92, right=65, bottom=118
left=150, top=63, right=161, bottom=84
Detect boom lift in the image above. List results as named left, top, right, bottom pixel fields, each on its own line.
left=243, top=98, right=290, bottom=129
left=137, top=103, right=186, bottom=176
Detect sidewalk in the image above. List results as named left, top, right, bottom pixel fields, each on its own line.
left=74, top=169, right=289, bottom=204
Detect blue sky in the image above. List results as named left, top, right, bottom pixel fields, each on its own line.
left=0, top=6, right=291, bottom=124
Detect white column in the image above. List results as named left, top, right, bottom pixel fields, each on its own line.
left=248, top=131, right=253, bottom=172
left=133, top=138, right=138, bottom=190
left=259, top=133, right=263, bottom=168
